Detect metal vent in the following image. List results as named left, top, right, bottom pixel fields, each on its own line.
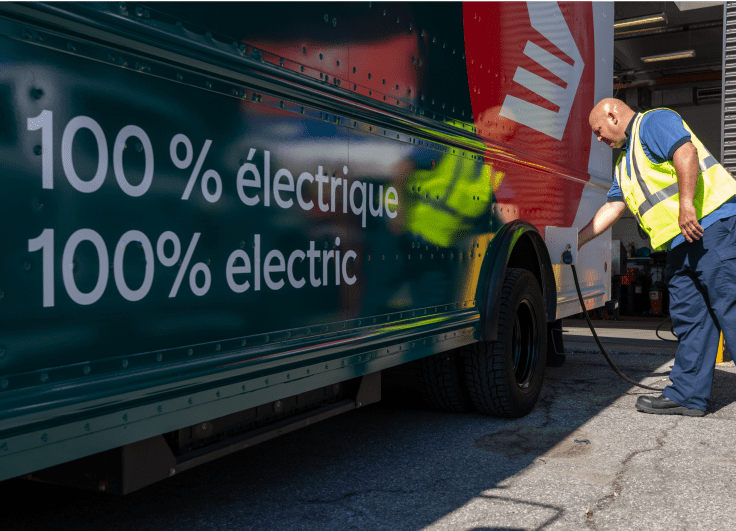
left=697, top=87, right=722, bottom=102
left=722, top=2, right=736, bottom=173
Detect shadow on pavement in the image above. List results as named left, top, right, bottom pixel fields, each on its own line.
left=2, top=353, right=736, bottom=531
left=472, top=494, right=565, bottom=530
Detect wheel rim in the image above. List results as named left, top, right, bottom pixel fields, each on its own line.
left=512, top=299, right=538, bottom=388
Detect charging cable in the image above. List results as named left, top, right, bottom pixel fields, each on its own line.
left=656, top=316, right=677, bottom=342
left=563, top=247, right=662, bottom=392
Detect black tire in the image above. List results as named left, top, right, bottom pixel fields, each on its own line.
left=412, top=348, right=475, bottom=413
left=464, top=268, right=547, bottom=417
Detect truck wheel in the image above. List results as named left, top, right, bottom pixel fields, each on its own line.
left=464, top=268, right=546, bottom=417
left=413, top=349, right=475, bottom=413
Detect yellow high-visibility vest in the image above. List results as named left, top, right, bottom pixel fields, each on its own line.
left=617, top=110, right=736, bottom=250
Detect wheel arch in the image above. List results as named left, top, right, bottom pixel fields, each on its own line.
left=477, top=220, right=557, bottom=342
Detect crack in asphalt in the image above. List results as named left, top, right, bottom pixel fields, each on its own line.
left=584, top=418, right=681, bottom=530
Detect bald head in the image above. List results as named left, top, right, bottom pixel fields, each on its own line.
left=589, top=98, right=636, bottom=149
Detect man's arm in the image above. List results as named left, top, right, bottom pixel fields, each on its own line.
left=672, top=142, right=704, bottom=243
left=578, top=201, right=626, bottom=250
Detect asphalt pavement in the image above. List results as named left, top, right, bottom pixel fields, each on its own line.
left=3, top=318, right=736, bottom=531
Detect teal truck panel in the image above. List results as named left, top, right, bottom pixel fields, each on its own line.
left=0, top=3, right=495, bottom=480
left=0, top=1, right=613, bottom=482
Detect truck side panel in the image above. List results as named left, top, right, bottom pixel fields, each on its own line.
left=0, top=1, right=611, bottom=482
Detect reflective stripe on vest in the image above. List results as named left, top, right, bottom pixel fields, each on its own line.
left=628, top=113, right=680, bottom=219
left=614, top=152, right=642, bottom=225
left=700, top=155, right=718, bottom=172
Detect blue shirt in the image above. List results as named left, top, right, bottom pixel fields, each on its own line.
left=607, top=109, right=736, bottom=250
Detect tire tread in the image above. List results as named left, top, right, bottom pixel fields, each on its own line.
left=463, top=268, right=545, bottom=418
left=414, top=349, right=475, bottom=412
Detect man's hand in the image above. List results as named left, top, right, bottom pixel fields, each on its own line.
left=679, top=202, right=704, bottom=242
left=672, top=142, right=703, bottom=243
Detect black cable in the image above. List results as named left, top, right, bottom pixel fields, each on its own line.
left=570, top=264, right=663, bottom=392
left=655, top=316, right=677, bottom=342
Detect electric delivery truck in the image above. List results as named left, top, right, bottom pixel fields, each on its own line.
left=0, top=1, right=613, bottom=493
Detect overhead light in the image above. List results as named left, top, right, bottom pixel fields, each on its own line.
left=641, top=50, right=696, bottom=62
left=614, top=13, right=667, bottom=29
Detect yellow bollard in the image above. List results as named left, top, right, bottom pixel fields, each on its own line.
left=717, top=332, right=725, bottom=364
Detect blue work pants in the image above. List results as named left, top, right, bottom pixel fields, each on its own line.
left=662, top=215, right=736, bottom=411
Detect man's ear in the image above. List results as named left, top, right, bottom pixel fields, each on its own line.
left=608, top=112, right=617, bottom=125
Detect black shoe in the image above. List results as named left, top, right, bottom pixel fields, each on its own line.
left=635, top=395, right=706, bottom=417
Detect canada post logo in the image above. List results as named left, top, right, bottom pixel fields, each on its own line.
left=499, top=2, right=584, bottom=140
left=464, top=1, right=595, bottom=171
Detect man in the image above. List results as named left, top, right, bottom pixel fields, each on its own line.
left=579, top=98, right=736, bottom=417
